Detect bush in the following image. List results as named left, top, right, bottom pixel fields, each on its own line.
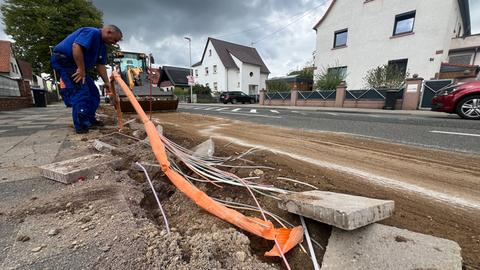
left=364, top=64, right=408, bottom=89
left=266, top=80, right=291, bottom=92
left=192, top=84, right=212, bottom=95
left=314, top=65, right=346, bottom=90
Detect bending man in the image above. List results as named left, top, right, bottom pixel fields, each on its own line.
left=51, top=25, right=122, bottom=134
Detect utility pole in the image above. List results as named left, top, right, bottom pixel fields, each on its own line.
left=184, top=37, right=193, bottom=103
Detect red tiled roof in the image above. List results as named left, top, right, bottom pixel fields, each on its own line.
left=0, top=40, right=12, bottom=73
left=17, top=59, right=33, bottom=80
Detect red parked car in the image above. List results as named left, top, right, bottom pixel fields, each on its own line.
left=431, top=81, right=480, bottom=120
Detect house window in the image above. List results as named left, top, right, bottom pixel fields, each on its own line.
left=209, top=49, right=212, bottom=56
left=213, top=82, right=218, bottom=91
left=195, top=69, right=198, bottom=77
left=387, top=59, right=408, bottom=76
left=237, top=82, right=240, bottom=88
left=333, top=29, right=348, bottom=48
left=205, top=67, right=209, bottom=76
left=10, top=63, right=14, bottom=72
left=327, top=66, right=347, bottom=78
left=249, top=72, right=254, bottom=77
left=213, top=65, right=217, bottom=74
left=393, top=11, right=416, bottom=36
left=448, top=53, right=474, bottom=65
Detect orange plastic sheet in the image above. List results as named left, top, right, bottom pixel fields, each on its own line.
left=111, top=71, right=303, bottom=256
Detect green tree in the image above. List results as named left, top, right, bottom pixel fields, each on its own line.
left=314, top=65, right=346, bottom=90
left=363, top=64, right=408, bottom=89
left=266, top=80, right=291, bottom=92
left=1, top=0, right=104, bottom=74
left=192, top=84, right=212, bottom=95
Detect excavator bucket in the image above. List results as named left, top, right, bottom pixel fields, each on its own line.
left=112, top=51, right=180, bottom=112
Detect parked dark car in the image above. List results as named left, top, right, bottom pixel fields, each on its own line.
left=432, top=81, right=480, bottom=120
left=219, top=91, right=255, bottom=104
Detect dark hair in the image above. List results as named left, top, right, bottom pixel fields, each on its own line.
left=104, top=24, right=123, bottom=38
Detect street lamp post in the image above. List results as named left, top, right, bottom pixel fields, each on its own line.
left=184, top=37, right=193, bottom=103
left=49, top=46, right=61, bottom=100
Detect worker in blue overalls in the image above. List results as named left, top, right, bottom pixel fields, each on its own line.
left=51, top=25, right=122, bottom=134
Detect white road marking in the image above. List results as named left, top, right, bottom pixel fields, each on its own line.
left=220, top=112, right=281, bottom=119
left=192, top=107, right=203, bottom=110
left=270, top=110, right=280, bottom=114
left=430, top=130, right=480, bottom=138
left=232, top=108, right=241, bottom=112
left=327, top=113, right=338, bottom=116
left=250, top=109, right=257, bottom=113
left=202, top=132, right=480, bottom=210
left=215, top=108, right=228, bottom=111
left=203, top=107, right=218, bottom=111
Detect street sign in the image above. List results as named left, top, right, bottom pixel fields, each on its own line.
left=187, top=75, right=195, bottom=86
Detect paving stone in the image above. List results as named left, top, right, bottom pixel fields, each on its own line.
left=278, top=190, right=394, bottom=230
left=39, top=154, right=122, bottom=184
left=191, top=138, right=215, bottom=157
left=321, top=224, right=462, bottom=270
left=92, top=139, right=117, bottom=153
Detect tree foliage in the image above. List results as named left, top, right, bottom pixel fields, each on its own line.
left=266, top=80, right=291, bottom=92
left=363, top=64, right=408, bottom=89
left=192, top=84, right=212, bottom=95
left=287, top=67, right=314, bottom=78
left=1, top=0, right=104, bottom=74
left=314, top=65, right=346, bottom=90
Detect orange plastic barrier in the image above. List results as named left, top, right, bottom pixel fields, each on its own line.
left=112, top=71, right=303, bottom=256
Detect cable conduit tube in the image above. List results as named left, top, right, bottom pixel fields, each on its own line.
left=112, top=71, right=304, bottom=257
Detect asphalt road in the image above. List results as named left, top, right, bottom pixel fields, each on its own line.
left=178, top=104, right=480, bottom=154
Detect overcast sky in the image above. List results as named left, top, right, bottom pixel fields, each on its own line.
left=0, top=0, right=479, bottom=77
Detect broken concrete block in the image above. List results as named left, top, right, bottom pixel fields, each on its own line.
left=191, top=138, right=215, bottom=157
left=92, top=139, right=117, bottom=153
left=39, top=154, right=122, bottom=184
left=321, top=224, right=462, bottom=270
left=278, top=191, right=394, bottom=230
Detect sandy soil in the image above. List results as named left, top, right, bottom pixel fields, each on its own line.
left=152, top=111, right=480, bottom=269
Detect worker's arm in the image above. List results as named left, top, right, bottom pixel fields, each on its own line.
left=97, top=64, right=111, bottom=93
left=72, top=43, right=86, bottom=84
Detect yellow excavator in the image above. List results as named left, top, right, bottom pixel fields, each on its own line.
left=111, top=51, right=179, bottom=112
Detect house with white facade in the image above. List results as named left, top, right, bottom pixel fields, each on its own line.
left=313, top=0, right=478, bottom=89
left=0, top=40, right=22, bottom=79
left=192, top=38, right=269, bottom=95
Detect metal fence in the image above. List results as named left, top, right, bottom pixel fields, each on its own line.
left=0, top=75, right=20, bottom=97
left=298, top=90, right=336, bottom=100
left=345, top=88, right=403, bottom=100
left=265, top=91, right=291, bottom=101
left=420, top=79, right=454, bottom=109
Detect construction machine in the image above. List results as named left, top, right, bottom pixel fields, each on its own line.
left=111, top=51, right=179, bottom=112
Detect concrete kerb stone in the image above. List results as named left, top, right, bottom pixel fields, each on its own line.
left=278, top=190, right=394, bottom=230
left=92, top=140, right=117, bottom=154
left=321, top=224, right=462, bottom=270
left=39, top=154, right=122, bottom=184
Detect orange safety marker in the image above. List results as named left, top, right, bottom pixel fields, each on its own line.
left=111, top=70, right=303, bottom=257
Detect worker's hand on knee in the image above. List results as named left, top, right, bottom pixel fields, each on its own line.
left=104, top=83, right=112, bottom=95
left=72, top=68, right=86, bottom=84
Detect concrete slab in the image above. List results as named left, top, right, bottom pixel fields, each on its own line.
left=39, top=154, right=122, bottom=184
left=321, top=224, right=462, bottom=270
left=92, top=139, right=117, bottom=153
left=192, top=138, right=215, bottom=157
left=278, top=191, right=394, bottom=230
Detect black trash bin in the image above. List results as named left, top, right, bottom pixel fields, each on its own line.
left=31, top=88, right=47, bottom=107
left=384, top=90, right=398, bottom=110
